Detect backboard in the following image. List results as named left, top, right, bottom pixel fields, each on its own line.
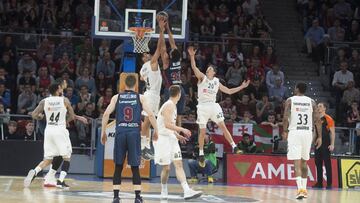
left=94, top=0, right=188, bottom=39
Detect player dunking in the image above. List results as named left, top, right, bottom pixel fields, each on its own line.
left=161, top=18, right=186, bottom=126
left=101, top=75, right=158, bottom=203
left=154, top=85, right=202, bottom=200
left=24, top=81, right=88, bottom=188
left=139, top=19, right=165, bottom=159
left=282, top=82, right=322, bottom=199
left=187, top=46, right=250, bottom=164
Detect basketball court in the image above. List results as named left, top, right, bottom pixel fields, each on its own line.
left=1, top=1, right=358, bottom=203
left=1, top=176, right=359, bottom=203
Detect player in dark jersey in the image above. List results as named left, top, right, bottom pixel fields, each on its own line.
left=101, top=75, right=158, bottom=203
left=161, top=20, right=185, bottom=126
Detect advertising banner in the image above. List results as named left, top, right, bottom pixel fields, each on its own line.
left=226, top=154, right=339, bottom=187
left=339, top=159, right=360, bottom=189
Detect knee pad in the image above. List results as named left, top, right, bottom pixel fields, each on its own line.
left=51, top=156, right=63, bottom=170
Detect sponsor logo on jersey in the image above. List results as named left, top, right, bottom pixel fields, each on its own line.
left=119, top=100, right=137, bottom=105
left=118, top=123, right=139, bottom=127
left=295, top=107, right=309, bottom=112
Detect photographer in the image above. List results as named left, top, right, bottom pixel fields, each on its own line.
left=187, top=134, right=217, bottom=184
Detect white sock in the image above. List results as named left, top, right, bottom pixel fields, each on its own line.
left=231, top=142, right=236, bottom=148
left=296, top=176, right=302, bottom=190
left=34, top=166, right=42, bottom=175
left=141, top=136, right=147, bottom=150
left=302, top=178, right=307, bottom=190
left=59, top=171, right=67, bottom=182
left=161, top=184, right=167, bottom=192
left=49, top=169, right=57, bottom=176
left=199, top=150, right=204, bottom=156
left=145, top=137, right=151, bottom=148
left=181, top=181, right=190, bottom=192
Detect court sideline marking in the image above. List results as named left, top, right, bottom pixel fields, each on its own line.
left=255, top=187, right=298, bottom=202
left=3, top=179, right=13, bottom=192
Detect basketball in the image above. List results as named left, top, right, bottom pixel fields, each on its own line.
left=156, top=11, right=168, bottom=22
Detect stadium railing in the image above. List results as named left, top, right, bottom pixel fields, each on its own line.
left=325, top=41, right=360, bottom=65
left=0, top=114, right=35, bottom=140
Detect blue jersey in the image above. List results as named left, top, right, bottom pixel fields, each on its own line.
left=165, top=59, right=182, bottom=87
left=115, top=91, right=142, bottom=133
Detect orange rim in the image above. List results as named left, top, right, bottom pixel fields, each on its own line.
left=129, top=27, right=153, bottom=39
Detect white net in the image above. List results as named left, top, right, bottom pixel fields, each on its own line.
left=130, top=31, right=152, bottom=53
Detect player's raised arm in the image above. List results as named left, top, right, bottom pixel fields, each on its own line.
left=151, top=19, right=166, bottom=71
left=219, top=80, right=250, bottom=95
left=187, top=46, right=204, bottom=81
left=140, top=95, right=159, bottom=140
left=101, top=94, right=118, bottom=145
left=312, top=100, right=322, bottom=149
left=31, top=99, right=45, bottom=120
left=166, top=22, right=177, bottom=50
left=282, top=98, right=291, bottom=140
left=162, top=102, right=191, bottom=137
left=160, top=21, right=170, bottom=70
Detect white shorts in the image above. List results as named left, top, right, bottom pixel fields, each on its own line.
left=287, top=130, right=313, bottom=161
left=43, top=127, right=72, bottom=159
left=196, top=103, right=224, bottom=127
left=142, top=91, right=160, bottom=117
left=154, top=134, right=182, bottom=165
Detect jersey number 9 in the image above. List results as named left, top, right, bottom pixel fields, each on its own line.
left=123, top=107, right=133, bottom=122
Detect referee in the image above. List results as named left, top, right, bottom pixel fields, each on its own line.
left=313, top=102, right=335, bottom=189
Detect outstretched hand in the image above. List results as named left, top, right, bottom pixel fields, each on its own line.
left=240, top=80, right=251, bottom=89
left=187, top=46, right=196, bottom=56
left=158, top=19, right=166, bottom=31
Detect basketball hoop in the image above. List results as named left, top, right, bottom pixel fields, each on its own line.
left=129, top=27, right=153, bottom=53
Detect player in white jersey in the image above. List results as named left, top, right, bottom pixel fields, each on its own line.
left=139, top=19, right=165, bottom=159
left=24, top=81, right=87, bottom=188
left=282, top=82, right=322, bottom=199
left=188, top=46, right=250, bottom=165
left=154, top=85, right=203, bottom=200
left=43, top=79, right=69, bottom=187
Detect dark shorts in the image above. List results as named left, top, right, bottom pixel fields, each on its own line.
left=114, top=131, right=141, bottom=166
left=164, top=85, right=186, bottom=115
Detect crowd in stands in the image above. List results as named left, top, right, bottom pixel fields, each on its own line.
left=298, top=0, right=360, bottom=148
left=300, top=0, right=360, bottom=63
left=189, top=0, right=272, bottom=39
left=0, top=0, right=288, bottom=151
